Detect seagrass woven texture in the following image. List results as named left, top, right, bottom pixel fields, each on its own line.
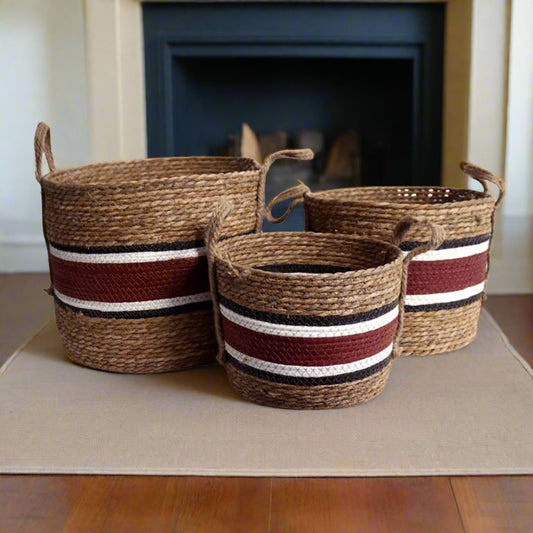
left=55, top=304, right=216, bottom=373
left=35, top=122, right=313, bottom=373
left=207, top=203, right=443, bottom=410
left=43, top=158, right=261, bottom=247
left=288, top=163, right=505, bottom=356
left=214, top=232, right=402, bottom=409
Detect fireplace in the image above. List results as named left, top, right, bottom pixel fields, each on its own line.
left=143, top=2, right=444, bottom=229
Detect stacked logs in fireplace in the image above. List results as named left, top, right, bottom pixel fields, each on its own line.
left=220, top=123, right=389, bottom=188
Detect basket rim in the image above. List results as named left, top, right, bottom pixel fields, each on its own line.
left=214, top=231, right=403, bottom=280
left=305, top=185, right=494, bottom=209
left=39, top=155, right=262, bottom=190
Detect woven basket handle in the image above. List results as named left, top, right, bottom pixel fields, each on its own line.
left=460, top=161, right=505, bottom=210
left=390, top=216, right=446, bottom=358
left=205, top=198, right=235, bottom=366
left=265, top=180, right=311, bottom=224
left=262, top=148, right=314, bottom=172
left=256, top=149, right=314, bottom=231
left=34, top=122, right=56, bottom=183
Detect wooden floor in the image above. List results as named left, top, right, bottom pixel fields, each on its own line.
left=1, top=274, right=532, bottom=532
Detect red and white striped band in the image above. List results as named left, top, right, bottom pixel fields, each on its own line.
left=49, top=240, right=212, bottom=318
left=401, top=233, right=490, bottom=312
left=220, top=295, right=397, bottom=386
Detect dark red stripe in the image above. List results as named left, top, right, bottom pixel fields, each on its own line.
left=50, top=255, right=209, bottom=302
left=406, top=252, right=488, bottom=295
left=222, top=317, right=398, bottom=366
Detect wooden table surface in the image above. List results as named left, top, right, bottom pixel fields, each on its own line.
left=1, top=275, right=532, bottom=532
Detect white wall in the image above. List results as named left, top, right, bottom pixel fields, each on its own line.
left=503, top=0, right=533, bottom=217
left=0, top=0, right=89, bottom=272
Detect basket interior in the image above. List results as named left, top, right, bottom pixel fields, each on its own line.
left=216, top=233, right=401, bottom=273
left=310, top=186, right=487, bottom=205
left=44, top=157, right=260, bottom=187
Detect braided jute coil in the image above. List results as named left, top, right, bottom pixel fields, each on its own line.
left=206, top=200, right=443, bottom=409
left=266, top=162, right=505, bottom=357
left=35, top=122, right=313, bottom=373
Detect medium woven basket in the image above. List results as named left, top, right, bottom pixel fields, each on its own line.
left=266, top=162, right=504, bottom=357
left=34, top=122, right=313, bottom=373
left=206, top=200, right=443, bottom=409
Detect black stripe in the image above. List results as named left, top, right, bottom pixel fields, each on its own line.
left=219, top=295, right=398, bottom=327
left=55, top=296, right=212, bottom=319
left=49, top=230, right=253, bottom=255
left=405, top=292, right=483, bottom=312
left=400, top=233, right=491, bottom=251
left=225, top=351, right=391, bottom=386
left=257, top=264, right=353, bottom=274
left=49, top=239, right=205, bottom=254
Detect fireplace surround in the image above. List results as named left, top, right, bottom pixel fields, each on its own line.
left=143, top=2, right=444, bottom=188
left=83, top=0, right=508, bottom=196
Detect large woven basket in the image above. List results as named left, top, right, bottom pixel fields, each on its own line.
left=206, top=200, right=443, bottom=409
left=266, top=162, right=504, bottom=357
left=34, top=122, right=313, bottom=373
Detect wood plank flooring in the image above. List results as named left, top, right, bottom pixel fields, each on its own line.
left=270, top=478, right=465, bottom=533
left=1, top=274, right=532, bottom=532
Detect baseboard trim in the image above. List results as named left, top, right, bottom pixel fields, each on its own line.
left=0, top=243, right=49, bottom=273
left=487, top=259, right=533, bottom=295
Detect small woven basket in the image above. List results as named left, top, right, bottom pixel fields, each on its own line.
left=34, top=122, right=313, bottom=373
left=266, top=162, right=504, bottom=356
left=206, top=200, right=443, bottom=409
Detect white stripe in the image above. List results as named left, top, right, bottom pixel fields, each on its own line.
left=225, top=343, right=393, bottom=378
left=49, top=245, right=206, bottom=264
left=405, top=282, right=486, bottom=306
left=220, top=305, right=399, bottom=338
left=54, top=289, right=211, bottom=312
left=405, top=240, right=489, bottom=262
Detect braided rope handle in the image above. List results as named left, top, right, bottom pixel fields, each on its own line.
left=255, top=149, right=314, bottom=231
left=34, top=122, right=57, bottom=295
left=34, top=122, right=56, bottom=182
left=205, top=198, right=235, bottom=365
left=460, top=161, right=505, bottom=210
left=262, top=148, right=314, bottom=171
left=265, top=180, right=311, bottom=224
left=390, top=216, right=446, bottom=358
